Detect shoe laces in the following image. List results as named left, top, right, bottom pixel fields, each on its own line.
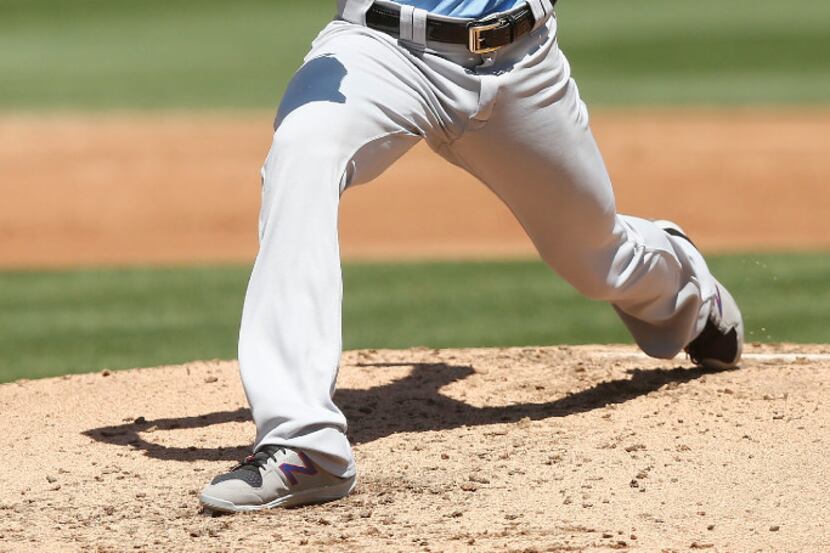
left=233, top=445, right=286, bottom=473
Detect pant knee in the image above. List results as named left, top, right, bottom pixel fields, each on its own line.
left=541, top=238, right=651, bottom=303
left=567, top=266, right=622, bottom=302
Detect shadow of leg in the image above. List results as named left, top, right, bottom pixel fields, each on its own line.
left=83, top=362, right=734, bottom=462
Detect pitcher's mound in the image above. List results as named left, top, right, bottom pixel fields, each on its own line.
left=1, top=345, right=828, bottom=552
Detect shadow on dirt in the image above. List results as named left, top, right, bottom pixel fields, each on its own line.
left=83, top=362, right=732, bottom=463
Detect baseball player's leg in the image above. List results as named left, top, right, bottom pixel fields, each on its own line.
left=202, top=21, right=464, bottom=512
left=446, top=22, right=737, bottom=361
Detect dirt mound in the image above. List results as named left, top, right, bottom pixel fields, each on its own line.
left=2, top=109, right=829, bottom=268
left=1, top=345, right=829, bottom=551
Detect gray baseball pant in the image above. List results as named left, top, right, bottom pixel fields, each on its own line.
left=239, top=15, right=718, bottom=478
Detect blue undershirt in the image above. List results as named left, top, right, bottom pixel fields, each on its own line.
left=392, top=0, right=526, bottom=19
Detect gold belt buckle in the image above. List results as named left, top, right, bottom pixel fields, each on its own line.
left=468, top=19, right=507, bottom=55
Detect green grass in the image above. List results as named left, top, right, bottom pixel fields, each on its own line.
left=556, top=0, right=830, bottom=104
left=0, top=0, right=828, bottom=109
left=1, top=252, right=828, bottom=382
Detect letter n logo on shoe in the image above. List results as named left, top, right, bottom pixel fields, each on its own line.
left=279, top=452, right=318, bottom=485
left=714, top=285, right=724, bottom=317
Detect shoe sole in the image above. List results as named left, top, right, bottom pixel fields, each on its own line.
left=199, top=477, right=357, bottom=514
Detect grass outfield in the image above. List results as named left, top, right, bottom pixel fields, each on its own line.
left=1, top=252, right=828, bottom=382
left=1, top=0, right=828, bottom=109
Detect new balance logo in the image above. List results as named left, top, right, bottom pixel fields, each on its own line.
left=279, top=451, right=318, bottom=485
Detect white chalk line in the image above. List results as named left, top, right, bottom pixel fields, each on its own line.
left=592, top=351, right=830, bottom=362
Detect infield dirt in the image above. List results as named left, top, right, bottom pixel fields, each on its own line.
left=1, top=345, right=828, bottom=552
left=1, top=109, right=829, bottom=267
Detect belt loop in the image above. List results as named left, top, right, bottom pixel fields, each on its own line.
left=412, top=8, right=428, bottom=46
left=399, top=5, right=415, bottom=42
left=339, top=0, right=372, bottom=25
left=527, top=0, right=553, bottom=30
left=399, top=5, right=428, bottom=48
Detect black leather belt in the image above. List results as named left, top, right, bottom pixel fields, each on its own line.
left=365, top=2, right=554, bottom=54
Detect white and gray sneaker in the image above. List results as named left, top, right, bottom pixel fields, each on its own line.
left=200, top=445, right=356, bottom=513
left=656, top=220, right=744, bottom=369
